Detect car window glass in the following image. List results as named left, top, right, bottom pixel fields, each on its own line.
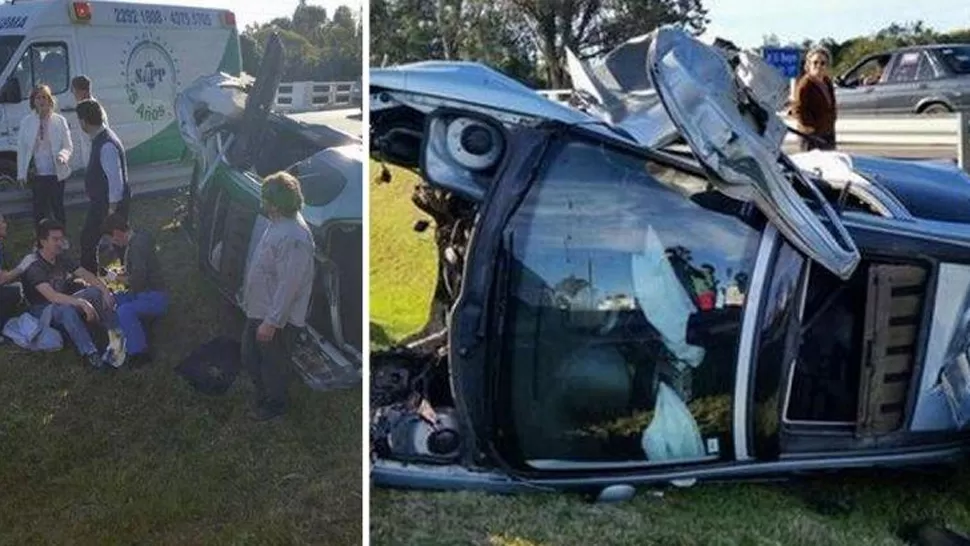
left=915, top=52, right=936, bottom=81
left=499, top=138, right=762, bottom=467
left=753, top=242, right=806, bottom=452
left=888, top=52, right=921, bottom=82
left=10, top=43, right=69, bottom=100
left=11, top=48, right=32, bottom=100
left=33, top=44, right=68, bottom=94
left=286, top=151, right=349, bottom=207
left=939, top=46, right=970, bottom=75
left=852, top=58, right=887, bottom=85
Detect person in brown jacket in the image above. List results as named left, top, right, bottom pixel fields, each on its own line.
left=791, top=46, right=837, bottom=151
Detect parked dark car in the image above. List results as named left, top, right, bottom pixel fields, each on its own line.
left=835, top=43, right=970, bottom=115
left=368, top=27, right=970, bottom=497
left=176, top=34, right=363, bottom=391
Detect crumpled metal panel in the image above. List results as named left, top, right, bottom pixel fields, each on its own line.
left=174, top=72, right=250, bottom=157
left=647, top=26, right=861, bottom=280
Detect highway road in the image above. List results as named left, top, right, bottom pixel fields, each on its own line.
left=287, top=108, right=362, bottom=138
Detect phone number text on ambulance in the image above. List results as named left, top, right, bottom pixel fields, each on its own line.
left=113, top=8, right=214, bottom=27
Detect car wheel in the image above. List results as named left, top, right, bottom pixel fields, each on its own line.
left=921, top=103, right=952, bottom=115
left=0, top=158, right=17, bottom=192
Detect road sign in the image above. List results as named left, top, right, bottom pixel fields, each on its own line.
left=762, top=47, right=802, bottom=79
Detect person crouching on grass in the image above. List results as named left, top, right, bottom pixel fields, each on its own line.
left=101, top=213, right=168, bottom=367
left=240, top=171, right=315, bottom=421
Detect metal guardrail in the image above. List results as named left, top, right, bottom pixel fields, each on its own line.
left=536, top=89, right=970, bottom=172
left=275, top=81, right=361, bottom=113
left=0, top=162, right=194, bottom=218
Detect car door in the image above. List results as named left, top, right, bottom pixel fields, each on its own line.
left=748, top=212, right=970, bottom=462
left=877, top=50, right=939, bottom=114
left=646, top=27, right=860, bottom=281
left=195, top=165, right=262, bottom=304
left=834, top=53, right=892, bottom=115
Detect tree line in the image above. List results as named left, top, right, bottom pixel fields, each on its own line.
left=241, top=0, right=362, bottom=83
left=370, top=0, right=708, bottom=88
left=371, top=1, right=970, bottom=89
left=764, top=21, right=970, bottom=77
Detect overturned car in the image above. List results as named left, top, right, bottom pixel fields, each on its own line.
left=176, top=33, right=363, bottom=390
left=369, top=27, right=970, bottom=495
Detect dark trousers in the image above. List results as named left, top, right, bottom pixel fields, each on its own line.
left=31, top=174, right=65, bottom=227
left=0, top=283, right=22, bottom=329
left=241, top=319, right=299, bottom=408
left=81, top=196, right=129, bottom=273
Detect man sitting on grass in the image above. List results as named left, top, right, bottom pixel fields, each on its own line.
left=100, top=213, right=167, bottom=366
left=20, top=219, right=125, bottom=368
left=0, top=213, right=34, bottom=331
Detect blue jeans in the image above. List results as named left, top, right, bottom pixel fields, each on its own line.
left=115, top=291, right=168, bottom=355
left=30, top=286, right=118, bottom=356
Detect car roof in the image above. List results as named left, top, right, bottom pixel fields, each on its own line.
left=849, top=155, right=970, bottom=223
left=894, top=43, right=970, bottom=53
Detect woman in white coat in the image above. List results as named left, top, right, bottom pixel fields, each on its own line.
left=17, top=84, right=73, bottom=227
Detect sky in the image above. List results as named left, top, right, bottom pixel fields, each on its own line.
left=700, top=0, right=970, bottom=48
left=127, top=0, right=361, bottom=31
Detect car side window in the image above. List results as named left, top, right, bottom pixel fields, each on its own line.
left=10, top=42, right=69, bottom=99
left=498, top=138, right=763, bottom=467
left=846, top=56, right=889, bottom=86
left=916, top=52, right=937, bottom=81
left=888, top=51, right=927, bottom=83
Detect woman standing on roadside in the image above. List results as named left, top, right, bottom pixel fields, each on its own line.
left=791, top=46, right=838, bottom=151
left=17, top=84, right=74, bottom=227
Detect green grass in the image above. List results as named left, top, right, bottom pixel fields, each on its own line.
left=368, top=160, right=438, bottom=346
left=368, top=164, right=970, bottom=545
left=0, top=192, right=361, bottom=545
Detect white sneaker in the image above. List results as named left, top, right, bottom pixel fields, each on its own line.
left=103, top=329, right=127, bottom=368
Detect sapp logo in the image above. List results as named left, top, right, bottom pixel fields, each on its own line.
left=121, top=35, right=181, bottom=122
left=134, top=61, right=167, bottom=90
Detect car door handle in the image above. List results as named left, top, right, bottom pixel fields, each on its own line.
left=62, top=107, right=75, bottom=112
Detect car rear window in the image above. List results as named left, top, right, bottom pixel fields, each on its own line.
left=938, top=46, right=970, bottom=75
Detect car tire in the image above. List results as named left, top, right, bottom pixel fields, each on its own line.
left=920, top=103, right=952, bottom=115
left=0, top=158, right=17, bottom=192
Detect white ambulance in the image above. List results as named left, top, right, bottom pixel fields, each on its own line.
left=0, top=0, right=241, bottom=185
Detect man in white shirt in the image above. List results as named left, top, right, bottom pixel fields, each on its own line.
left=76, top=99, right=129, bottom=274
left=70, top=76, right=107, bottom=175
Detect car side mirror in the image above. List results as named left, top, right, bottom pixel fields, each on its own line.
left=834, top=76, right=845, bottom=87
left=0, top=78, right=21, bottom=104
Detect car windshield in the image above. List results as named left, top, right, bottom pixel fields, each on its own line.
left=0, top=35, right=24, bottom=76
left=938, top=46, right=970, bottom=75
left=497, top=137, right=763, bottom=468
